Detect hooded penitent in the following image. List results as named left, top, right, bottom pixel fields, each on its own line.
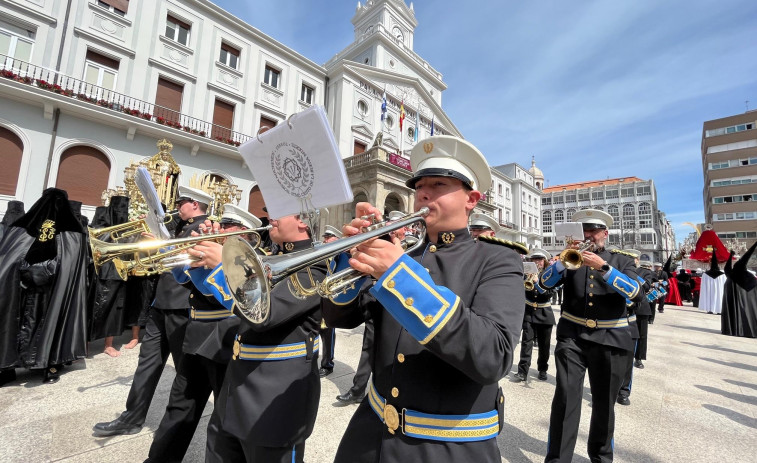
left=721, top=242, right=757, bottom=338
left=699, top=248, right=726, bottom=315
left=0, top=188, right=88, bottom=370
left=663, top=255, right=682, bottom=306
left=0, top=200, right=25, bottom=243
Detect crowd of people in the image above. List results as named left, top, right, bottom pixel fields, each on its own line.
left=1, top=133, right=755, bottom=462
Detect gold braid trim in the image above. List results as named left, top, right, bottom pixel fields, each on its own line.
left=477, top=235, right=529, bottom=255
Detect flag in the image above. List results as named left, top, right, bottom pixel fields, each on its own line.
left=430, top=115, right=434, bottom=135
left=399, top=100, right=405, bottom=131
left=381, top=88, right=387, bottom=121
left=414, top=107, right=419, bottom=142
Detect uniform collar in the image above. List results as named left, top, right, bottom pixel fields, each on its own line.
left=177, top=214, right=207, bottom=231
left=278, top=238, right=312, bottom=254
left=426, top=227, right=471, bottom=247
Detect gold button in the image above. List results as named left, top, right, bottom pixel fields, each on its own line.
left=391, top=387, right=399, bottom=398
left=397, top=353, right=405, bottom=363
left=589, top=293, right=593, bottom=297
left=387, top=280, right=396, bottom=288
left=429, top=245, right=437, bottom=253
left=589, top=302, right=594, bottom=306
left=590, top=275, right=595, bottom=279
left=405, top=297, right=414, bottom=306
left=590, top=284, right=594, bottom=288
left=424, top=315, right=433, bottom=323
left=190, top=294, right=194, bottom=298
left=500, top=396, right=504, bottom=403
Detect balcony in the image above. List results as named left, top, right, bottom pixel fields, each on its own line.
left=0, top=54, right=249, bottom=147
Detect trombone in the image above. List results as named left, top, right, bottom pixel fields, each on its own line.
left=221, top=208, right=430, bottom=324
left=90, top=226, right=270, bottom=280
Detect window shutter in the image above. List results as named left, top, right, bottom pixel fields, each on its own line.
left=99, top=0, right=129, bottom=13
left=85, top=50, right=119, bottom=70
left=56, top=146, right=111, bottom=205
left=0, top=127, right=23, bottom=196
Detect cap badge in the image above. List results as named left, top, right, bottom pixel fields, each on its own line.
left=423, top=142, right=433, bottom=154
left=586, top=212, right=593, bottom=216
left=285, top=242, right=295, bottom=252
left=441, top=232, right=455, bottom=244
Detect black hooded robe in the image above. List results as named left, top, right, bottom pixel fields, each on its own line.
left=722, top=243, right=757, bottom=338
left=0, top=188, right=88, bottom=371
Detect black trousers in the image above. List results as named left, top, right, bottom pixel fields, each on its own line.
left=619, top=339, right=638, bottom=400
left=146, top=354, right=228, bottom=462
left=320, top=327, right=335, bottom=370
left=634, top=315, right=649, bottom=361
left=348, top=319, right=374, bottom=395
left=656, top=298, right=665, bottom=312
left=205, top=420, right=306, bottom=463
left=518, top=321, right=553, bottom=376
left=118, top=308, right=188, bottom=426
left=546, top=337, right=631, bottom=463
left=551, top=287, right=563, bottom=305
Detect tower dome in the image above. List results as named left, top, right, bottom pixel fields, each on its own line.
left=529, top=156, right=544, bottom=190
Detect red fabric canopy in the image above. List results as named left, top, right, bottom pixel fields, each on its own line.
left=688, top=230, right=731, bottom=263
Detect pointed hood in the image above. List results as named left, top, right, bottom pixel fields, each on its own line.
left=705, top=247, right=724, bottom=278
left=663, top=254, right=672, bottom=276
left=689, top=229, right=731, bottom=263
left=724, top=250, right=735, bottom=276
left=730, top=241, right=757, bottom=290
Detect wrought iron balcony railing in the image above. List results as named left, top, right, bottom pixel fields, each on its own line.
left=0, top=54, right=250, bottom=147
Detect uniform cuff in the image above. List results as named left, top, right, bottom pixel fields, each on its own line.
left=204, top=264, right=235, bottom=310
left=540, top=261, right=565, bottom=288
left=370, top=254, right=459, bottom=344
left=603, top=266, right=640, bottom=299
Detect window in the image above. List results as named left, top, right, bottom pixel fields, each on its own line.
left=84, top=50, right=119, bottom=91
left=166, top=15, right=190, bottom=46
left=592, top=191, right=604, bottom=201
left=621, top=187, right=634, bottom=198
left=706, top=122, right=755, bottom=137
left=259, top=115, right=277, bottom=133
left=717, top=231, right=757, bottom=239
left=565, top=193, right=576, bottom=203
left=357, top=99, right=369, bottom=117
left=608, top=205, right=619, bottom=229
left=637, top=185, right=651, bottom=196
left=97, top=0, right=128, bottom=16
left=154, top=77, right=183, bottom=123
left=219, top=42, right=240, bottom=69
left=606, top=189, right=619, bottom=199
left=542, top=197, right=552, bottom=205
left=578, top=190, right=590, bottom=201
left=385, top=115, right=394, bottom=129
left=0, top=127, right=23, bottom=196
left=554, top=209, right=564, bottom=223
left=639, top=233, right=655, bottom=245
left=566, top=208, right=576, bottom=220
left=506, top=188, right=510, bottom=199
left=407, top=126, right=414, bottom=139
left=638, top=202, right=653, bottom=228
left=713, top=194, right=757, bottom=203
left=608, top=234, right=620, bottom=245
left=553, top=194, right=563, bottom=204
left=622, top=204, right=635, bottom=228
left=543, top=236, right=552, bottom=246
left=711, top=176, right=757, bottom=187
left=211, top=98, right=234, bottom=140
left=353, top=140, right=366, bottom=155
left=0, top=19, right=35, bottom=68
left=542, top=210, right=552, bottom=232
left=55, top=145, right=111, bottom=205
left=264, top=65, right=280, bottom=88
left=300, top=84, right=314, bottom=104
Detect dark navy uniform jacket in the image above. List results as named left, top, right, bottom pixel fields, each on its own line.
left=525, top=282, right=556, bottom=325
left=152, top=215, right=206, bottom=310
left=541, top=248, right=643, bottom=352
left=323, top=228, right=525, bottom=462
left=211, top=238, right=326, bottom=447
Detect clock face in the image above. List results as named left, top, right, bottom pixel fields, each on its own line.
left=392, top=26, right=404, bottom=42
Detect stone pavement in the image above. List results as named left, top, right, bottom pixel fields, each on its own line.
left=1, top=302, right=755, bottom=462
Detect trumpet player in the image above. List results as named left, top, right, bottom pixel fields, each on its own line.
left=514, top=248, right=556, bottom=382
left=469, top=212, right=500, bottom=238
left=94, top=185, right=211, bottom=437
left=322, top=135, right=525, bottom=462
left=145, top=204, right=261, bottom=462
left=540, top=209, right=643, bottom=463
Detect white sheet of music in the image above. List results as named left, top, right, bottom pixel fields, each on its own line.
left=238, top=105, right=353, bottom=219
left=135, top=167, right=170, bottom=239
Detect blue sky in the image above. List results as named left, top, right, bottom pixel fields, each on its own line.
left=211, top=0, right=757, bottom=244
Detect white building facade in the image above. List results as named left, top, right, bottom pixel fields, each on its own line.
left=493, top=162, right=542, bottom=249
left=1, top=0, right=534, bottom=238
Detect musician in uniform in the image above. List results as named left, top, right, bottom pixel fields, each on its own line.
left=514, top=248, right=556, bottom=382
left=633, top=260, right=655, bottom=369
left=145, top=204, right=261, bottom=462
left=651, top=262, right=668, bottom=318
left=319, top=225, right=342, bottom=378
left=322, top=135, right=526, bottom=462
left=200, top=212, right=326, bottom=463
left=469, top=212, right=500, bottom=239
left=617, top=250, right=650, bottom=406
left=94, top=186, right=211, bottom=437
left=540, top=209, right=642, bottom=463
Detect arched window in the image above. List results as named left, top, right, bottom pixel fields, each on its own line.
left=638, top=202, right=652, bottom=228
left=542, top=210, right=552, bottom=232
left=0, top=127, right=23, bottom=196
left=55, top=145, right=110, bottom=205
left=554, top=209, right=564, bottom=224
left=608, top=205, right=619, bottom=229
left=566, top=208, right=576, bottom=220
left=350, top=191, right=368, bottom=220
left=383, top=193, right=402, bottom=216
left=248, top=185, right=266, bottom=218
left=622, top=204, right=635, bottom=228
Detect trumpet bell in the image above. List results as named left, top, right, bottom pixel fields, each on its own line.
left=222, top=236, right=271, bottom=324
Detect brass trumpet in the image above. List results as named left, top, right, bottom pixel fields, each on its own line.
left=90, top=226, right=270, bottom=280
left=523, top=262, right=539, bottom=290
left=88, top=211, right=178, bottom=242
left=221, top=208, right=430, bottom=324
left=559, top=239, right=595, bottom=270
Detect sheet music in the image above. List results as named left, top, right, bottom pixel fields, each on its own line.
left=135, top=167, right=170, bottom=239
left=238, top=105, right=353, bottom=219
left=555, top=222, right=584, bottom=242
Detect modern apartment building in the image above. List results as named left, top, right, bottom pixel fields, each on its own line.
left=701, top=110, right=757, bottom=251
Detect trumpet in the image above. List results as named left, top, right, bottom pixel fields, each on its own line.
left=88, top=211, right=178, bottom=242
left=221, top=208, right=430, bottom=324
left=559, top=239, right=595, bottom=270
left=523, top=261, right=539, bottom=290
left=90, top=226, right=270, bottom=280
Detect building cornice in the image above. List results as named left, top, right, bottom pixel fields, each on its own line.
left=74, top=27, right=136, bottom=58
left=1, top=0, right=57, bottom=25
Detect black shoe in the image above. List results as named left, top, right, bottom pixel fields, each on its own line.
left=617, top=396, right=631, bottom=406
left=634, top=360, right=644, bottom=369
left=538, top=371, right=548, bottom=381
left=93, top=419, right=141, bottom=437
left=0, top=369, right=16, bottom=387
left=318, top=368, right=333, bottom=378
left=42, top=367, right=60, bottom=384
left=336, top=390, right=364, bottom=404
left=658, top=309, right=664, bottom=313
left=513, top=372, right=526, bottom=382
